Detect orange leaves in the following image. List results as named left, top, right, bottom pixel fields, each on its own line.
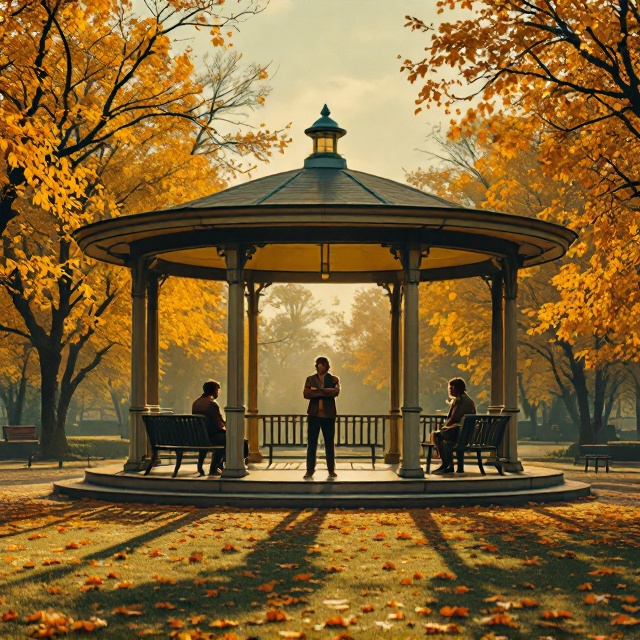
left=415, top=606, right=433, bottom=616
left=112, top=551, right=127, bottom=561
left=542, top=610, right=573, bottom=620
left=222, top=543, right=238, bottom=553
left=265, top=609, right=289, bottom=622
left=84, top=576, right=103, bottom=586
left=258, top=581, right=277, bottom=592
left=113, top=606, right=143, bottom=616
left=611, top=614, right=640, bottom=626
left=116, top=580, right=133, bottom=589
left=2, top=610, right=18, bottom=622
left=149, top=549, right=165, bottom=558
left=480, top=612, right=519, bottom=628
left=588, top=568, right=617, bottom=576
left=425, top=622, right=460, bottom=634
left=455, top=586, right=470, bottom=594
left=434, top=571, right=456, bottom=580
left=578, top=583, right=593, bottom=591
left=293, top=573, right=313, bottom=582
left=153, top=574, right=176, bottom=585
left=361, top=605, right=374, bottom=613
left=324, top=615, right=356, bottom=627
left=325, top=565, right=345, bottom=573
left=155, top=602, right=176, bottom=610
left=440, top=606, right=469, bottom=618
left=521, top=556, right=541, bottom=566
left=395, top=531, right=413, bottom=540
left=209, top=619, right=239, bottom=628
left=381, top=561, right=396, bottom=571
left=188, top=552, right=203, bottom=563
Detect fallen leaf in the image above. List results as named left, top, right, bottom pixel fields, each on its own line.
left=155, top=602, right=176, bottom=610
left=265, top=609, right=289, bottom=622
left=588, top=568, right=616, bottom=576
left=542, top=610, right=573, bottom=619
left=362, top=605, right=374, bottom=613
left=425, top=622, right=460, bottom=634
left=116, top=581, right=133, bottom=589
left=434, top=571, right=456, bottom=580
left=209, top=619, right=239, bottom=628
left=188, top=552, right=203, bottom=563
left=578, top=583, right=594, bottom=591
left=480, top=612, right=519, bottom=628
left=440, top=606, right=469, bottom=618
left=382, top=561, right=396, bottom=571
left=113, top=606, right=143, bottom=616
left=396, top=532, right=412, bottom=540
left=1, top=610, right=18, bottom=622
left=611, top=614, right=640, bottom=626
left=293, top=573, right=313, bottom=582
left=415, top=607, right=433, bottom=616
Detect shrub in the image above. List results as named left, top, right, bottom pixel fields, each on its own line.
left=67, top=437, right=129, bottom=460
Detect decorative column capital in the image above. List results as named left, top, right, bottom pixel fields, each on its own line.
left=218, top=244, right=258, bottom=284
left=390, top=244, right=426, bottom=285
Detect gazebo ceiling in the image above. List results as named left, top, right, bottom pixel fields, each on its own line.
left=74, top=109, right=577, bottom=283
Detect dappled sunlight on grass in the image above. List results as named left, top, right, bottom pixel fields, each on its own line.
left=0, top=496, right=638, bottom=638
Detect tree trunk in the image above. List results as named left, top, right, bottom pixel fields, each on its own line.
left=561, top=341, right=594, bottom=445
left=38, top=349, right=68, bottom=459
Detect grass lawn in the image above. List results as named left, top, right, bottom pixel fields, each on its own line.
left=1, top=488, right=639, bottom=639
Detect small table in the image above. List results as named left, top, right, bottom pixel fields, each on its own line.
left=584, top=454, right=611, bottom=473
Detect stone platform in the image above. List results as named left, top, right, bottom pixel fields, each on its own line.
left=53, top=460, right=590, bottom=508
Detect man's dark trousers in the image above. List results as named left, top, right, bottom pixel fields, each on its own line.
left=306, top=416, right=336, bottom=474
left=433, top=425, right=461, bottom=471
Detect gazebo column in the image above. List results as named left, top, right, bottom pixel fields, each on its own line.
left=245, top=281, right=270, bottom=463
left=223, top=245, right=249, bottom=478
left=124, top=257, right=148, bottom=472
left=489, top=273, right=504, bottom=414
left=146, top=272, right=160, bottom=413
left=381, top=282, right=402, bottom=464
left=398, top=246, right=424, bottom=478
left=502, top=259, right=523, bottom=472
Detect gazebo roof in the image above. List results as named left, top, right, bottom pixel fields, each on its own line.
left=74, top=110, right=577, bottom=284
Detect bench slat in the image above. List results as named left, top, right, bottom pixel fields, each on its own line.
left=3, top=425, right=38, bottom=442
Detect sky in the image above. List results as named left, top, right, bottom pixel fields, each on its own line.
left=187, top=0, right=454, bottom=317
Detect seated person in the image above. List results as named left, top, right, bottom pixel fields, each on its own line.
left=432, top=377, right=476, bottom=475
left=192, top=380, right=249, bottom=476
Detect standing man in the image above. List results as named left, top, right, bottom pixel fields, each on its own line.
left=303, top=356, right=340, bottom=479
left=432, top=377, right=476, bottom=474
left=192, top=380, right=248, bottom=476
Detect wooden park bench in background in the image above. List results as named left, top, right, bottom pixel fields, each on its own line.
left=142, top=414, right=224, bottom=478
left=1, top=425, right=41, bottom=464
left=421, top=414, right=511, bottom=475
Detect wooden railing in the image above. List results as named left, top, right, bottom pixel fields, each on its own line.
left=256, top=414, right=447, bottom=448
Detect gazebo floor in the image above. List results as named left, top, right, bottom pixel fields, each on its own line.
left=53, top=460, right=590, bottom=508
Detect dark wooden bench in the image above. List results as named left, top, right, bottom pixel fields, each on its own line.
left=259, top=415, right=387, bottom=467
left=574, top=444, right=610, bottom=465
left=421, top=414, right=511, bottom=475
left=141, top=414, right=224, bottom=477
left=584, top=454, right=611, bottom=473
left=3, top=425, right=38, bottom=441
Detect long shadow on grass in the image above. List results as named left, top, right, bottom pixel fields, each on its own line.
left=9, top=508, right=328, bottom=636
left=2, top=505, right=207, bottom=592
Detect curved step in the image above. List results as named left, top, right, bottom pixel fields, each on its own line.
left=54, top=476, right=590, bottom=509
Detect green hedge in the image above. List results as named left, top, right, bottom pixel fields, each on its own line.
left=67, top=437, right=129, bottom=460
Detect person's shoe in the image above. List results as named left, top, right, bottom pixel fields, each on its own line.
left=431, top=466, right=448, bottom=475
left=208, top=468, right=223, bottom=476
left=433, top=466, right=454, bottom=475
left=303, top=472, right=314, bottom=479
left=456, top=468, right=465, bottom=474
left=328, top=471, right=337, bottom=478
left=442, top=468, right=455, bottom=475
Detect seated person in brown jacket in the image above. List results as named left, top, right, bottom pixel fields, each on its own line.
left=432, top=377, right=476, bottom=475
left=192, top=380, right=248, bottom=476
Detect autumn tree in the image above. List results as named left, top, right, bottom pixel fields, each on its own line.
left=0, top=0, right=289, bottom=457
left=407, top=116, right=631, bottom=443
left=259, top=284, right=322, bottom=414
left=402, top=2, right=640, bottom=394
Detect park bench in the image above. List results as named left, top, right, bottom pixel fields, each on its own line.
left=259, top=414, right=387, bottom=467
left=1, top=425, right=40, bottom=464
left=421, top=414, right=511, bottom=475
left=574, top=444, right=610, bottom=465
left=141, top=414, right=224, bottom=478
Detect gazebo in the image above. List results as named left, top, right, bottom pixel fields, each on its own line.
left=72, top=106, right=577, bottom=485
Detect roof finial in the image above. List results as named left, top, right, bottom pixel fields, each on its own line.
left=304, top=106, right=347, bottom=168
